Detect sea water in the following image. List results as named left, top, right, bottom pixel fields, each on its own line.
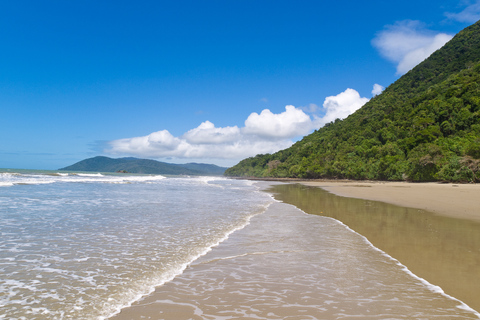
left=1, top=171, right=479, bottom=320
left=0, top=171, right=272, bottom=319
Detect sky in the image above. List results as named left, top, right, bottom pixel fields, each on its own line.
left=1, top=0, right=480, bottom=170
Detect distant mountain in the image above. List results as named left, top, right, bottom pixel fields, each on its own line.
left=225, top=20, right=480, bottom=182
left=59, top=156, right=227, bottom=176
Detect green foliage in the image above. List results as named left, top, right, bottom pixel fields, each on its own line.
left=405, top=144, right=444, bottom=181
left=466, top=138, right=480, bottom=158
left=224, top=20, right=480, bottom=182
left=61, top=156, right=227, bottom=175
left=436, top=156, right=480, bottom=182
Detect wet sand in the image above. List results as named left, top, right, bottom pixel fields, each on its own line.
left=110, top=181, right=480, bottom=319
left=270, top=183, right=480, bottom=313
left=300, top=181, right=480, bottom=223
left=110, top=200, right=478, bottom=319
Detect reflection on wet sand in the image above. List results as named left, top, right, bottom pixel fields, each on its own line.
left=269, top=183, right=480, bottom=313
left=111, top=201, right=478, bottom=319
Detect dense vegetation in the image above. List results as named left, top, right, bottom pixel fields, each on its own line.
left=60, top=156, right=227, bottom=175
left=225, top=20, right=480, bottom=182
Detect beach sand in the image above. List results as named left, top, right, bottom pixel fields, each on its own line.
left=300, top=180, right=480, bottom=223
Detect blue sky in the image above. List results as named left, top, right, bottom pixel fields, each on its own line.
left=1, top=0, right=479, bottom=170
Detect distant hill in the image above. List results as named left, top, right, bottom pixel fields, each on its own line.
left=225, top=20, right=480, bottom=182
left=60, top=156, right=227, bottom=176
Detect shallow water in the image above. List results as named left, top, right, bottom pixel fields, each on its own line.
left=3, top=173, right=479, bottom=319
left=0, top=171, right=272, bottom=319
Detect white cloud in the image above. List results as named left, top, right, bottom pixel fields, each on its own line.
left=372, top=20, right=453, bottom=75
left=109, top=130, right=294, bottom=165
left=372, top=83, right=385, bottom=96
left=320, top=88, right=369, bottom=125
left=106, top=89, right=372, bottom=165
left=445, top=1, right=480, bottom=23
left=183, top=121, right=241, bottom=144
left=243, top=105, right=314, bottom=139
left=107, top=105, right=316, bottom=165
left=109, top=130, right=188, bottom=157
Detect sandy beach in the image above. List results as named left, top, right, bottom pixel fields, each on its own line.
left=110, top=180, right=480, bottom=319
left=300, top=180, right=480, bottom=223
left=110, top=198, right=479, bottom=319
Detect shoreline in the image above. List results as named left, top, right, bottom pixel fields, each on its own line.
left=267, top=182, right=480, bottom=313
left=297, top=180, right=480, bottom=223
left=109, top=180, right=480, bottom=318
left=233, top=177, right=480, bottom=223
left=109, top=195, right=480, bottom=319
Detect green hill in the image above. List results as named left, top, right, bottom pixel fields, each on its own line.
left=60, top=156, right=227, bottom=176
left=225, top=20, right=480, bottom=182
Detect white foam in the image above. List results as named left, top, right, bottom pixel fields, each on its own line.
left=0, top=171, right=167, bottom=186
left=118, top=175, right=166, bottom=182
left=104, top=201, right=274, bottom=319
left=76, top=173, right=104, bottom=177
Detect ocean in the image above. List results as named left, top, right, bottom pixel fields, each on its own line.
left=0, top=171, right=271, bottom=319
left=1, top=170, right=479, bottom=319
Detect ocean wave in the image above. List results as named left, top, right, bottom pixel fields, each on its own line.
left=75, top=173, right=104, bottom=177
left=0, top=171, right=167, bottom=187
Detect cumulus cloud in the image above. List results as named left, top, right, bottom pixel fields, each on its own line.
left=320, top=88, right=369, bottom=125
left=445, top=1, right=480, bottom=23
left=243, top=105, right=315, bottom=139
left=372, top=20, right=453, bottom=75
left=183, top=121, right=241, bottom=144
left=372, top=83, right=385, bottom=96
left=109, top=130, right=188, bottom=157
left=106, top=89, right=372, bottom=165
left=107, top=105, right=317, bottom=165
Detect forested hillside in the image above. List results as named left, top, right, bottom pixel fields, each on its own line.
left=60, top=156, right=227, bottom=175
left=225, top=20, right=480, bottom=182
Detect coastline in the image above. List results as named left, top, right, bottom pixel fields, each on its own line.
left=267, top=182, right=480, bottom=313
left=297, top=180, right=480, bottom=223
left=110, top=194, right=480, bottom=319
left=108, top=179, right=480, bottom=318
left=234, top=177, right=480, bottom=222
